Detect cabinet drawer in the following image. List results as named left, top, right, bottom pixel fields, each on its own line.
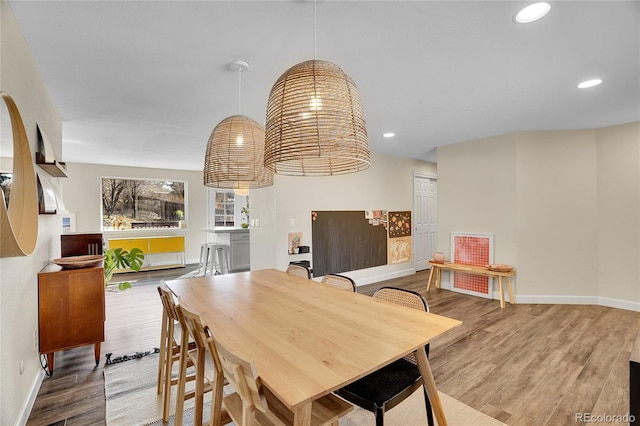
left=149, top=236, right=185, bottom=253
left=231, top=232, right=250, bottom=241
left=108, top=238, right=149, bottom=254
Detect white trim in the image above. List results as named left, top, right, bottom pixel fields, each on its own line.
left=514, top=295, right=640, bottom=312
left=439, top=278, right=640, bottom=312
left=352, top=267, right=416, bottom=287
left=413, top=171, right=438, bottom=180
left=597, top=296, right=640, bottom=312
left=17, top=368, right=45, bottom=426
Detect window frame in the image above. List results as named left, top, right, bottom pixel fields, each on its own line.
left=100, top=176, right=187, bottom=231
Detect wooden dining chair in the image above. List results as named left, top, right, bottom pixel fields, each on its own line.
left=175, top=300, right=231, bottom=426
left=210, top=329, right=353, bottom=426
left=156, top=281, right=196, bottom=423
left=320, top=274, right=357, bottom=292
left=285, top=264, right=311, bottom=279
left=335, top=287, right=434, bottom=426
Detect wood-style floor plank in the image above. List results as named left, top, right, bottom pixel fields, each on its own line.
left=26, top=268, right=640, bottom=426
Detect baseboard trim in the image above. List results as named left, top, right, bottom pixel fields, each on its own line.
left=17, top=367, right=45, bottom=426
left=352, top=268, right=416, bottom=286
left=436, top=279, right=640, bottom=312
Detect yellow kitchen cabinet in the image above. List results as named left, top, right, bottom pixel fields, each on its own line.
left=108, top=236, right=185, bottom=272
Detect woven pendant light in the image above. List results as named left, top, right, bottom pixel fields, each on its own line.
left=263, top=2, right=370, bottom=176
left=203, top=61, right=273, bottom=190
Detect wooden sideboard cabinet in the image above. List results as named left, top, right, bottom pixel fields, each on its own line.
left=37, top=263, right=105, bottom=375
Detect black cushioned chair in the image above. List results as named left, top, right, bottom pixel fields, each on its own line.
left=335, top=287, right=434, bottom=426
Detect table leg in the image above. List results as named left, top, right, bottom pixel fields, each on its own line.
left=427, top=266, right=435, bottom=292
left=415, top=347, right=447, bottom=426
left=293, top=401, right=312, bottom=426
left=436, top=267, right=442, bottom=289
left=507, top=276, right=515, bottom=305
left=498, top=276, right=505, bottom=309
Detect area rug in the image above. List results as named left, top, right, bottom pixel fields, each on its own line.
left=104, top=354, right=505, bottom=426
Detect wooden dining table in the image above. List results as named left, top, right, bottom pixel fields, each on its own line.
left=165, top=268, right=461, bottom=426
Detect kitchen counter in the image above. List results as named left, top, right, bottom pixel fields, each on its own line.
left=203, top=228, right=250, bottom=271
left=204, top=228, right=249, bottom=234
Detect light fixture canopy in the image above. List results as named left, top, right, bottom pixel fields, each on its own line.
left=264, top=59, right=370, bottom=176
left=203, top=61, right=273, bottom=190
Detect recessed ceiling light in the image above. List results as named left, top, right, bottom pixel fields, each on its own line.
left=383, top=133, right=395, bottom=138
left=577, top=79, right=603, bottom=89
left=514, top=2, right=551, bottom=23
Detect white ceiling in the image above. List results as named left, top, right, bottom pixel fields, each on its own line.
left=7, top=0, right=640, bottom=171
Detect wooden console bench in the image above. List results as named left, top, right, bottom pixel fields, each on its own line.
left=427, top=261, right=516, bottom=308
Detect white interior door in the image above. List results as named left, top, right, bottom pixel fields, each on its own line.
left=414, top=174, right=437, bottom=271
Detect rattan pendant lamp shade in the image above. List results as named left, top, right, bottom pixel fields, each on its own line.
left=264, top=2, right=370, bottom=176
left=203, top=61, right=273, bottom=190
left=264, top=60, right=370, bottom=177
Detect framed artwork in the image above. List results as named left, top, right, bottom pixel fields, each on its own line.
left=450, top=232, right=494, bottom=297
left=288, top=232, right=302, bottom=254
left=61, top=213, right=76, bottom=233
left=388, top=211, right=412, bottom=264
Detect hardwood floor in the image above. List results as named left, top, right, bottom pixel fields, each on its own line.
left=27, top=268, right=640, bottom=425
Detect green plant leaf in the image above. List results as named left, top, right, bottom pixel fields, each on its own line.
left=118, top=282, right=132, bottom=291
left=104, top=246, right=144, bottom=291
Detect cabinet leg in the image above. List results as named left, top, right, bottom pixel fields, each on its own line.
left=47, top=353, right=55, bottom=376
left=94, top=343, right=101, bottom=366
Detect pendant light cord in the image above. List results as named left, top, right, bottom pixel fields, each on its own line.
left=314, top=0, right=317, bottom=60
left=237, top=67, right=242, bottom=115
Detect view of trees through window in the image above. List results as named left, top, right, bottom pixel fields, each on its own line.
left=0, top=173, right=11, bottom=208
left=101, top=177, right=186, bottom=230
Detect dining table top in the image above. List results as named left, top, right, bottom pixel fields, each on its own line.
left=165, top=268, right=461, bottom=414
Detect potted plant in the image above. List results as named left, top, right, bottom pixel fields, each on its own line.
left=104, top=247, right=144, bottom=291
left=241, top=206, right=249, bottom=228
left=175, top=209, right=185, bottom=228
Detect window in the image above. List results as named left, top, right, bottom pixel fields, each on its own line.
left=0, top=172, right=11, bottom=208
left=101, top=177, right=186, bottom=230
left=208, top=189, right=248, bottom=228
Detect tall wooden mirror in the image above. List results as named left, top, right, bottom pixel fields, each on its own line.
left=0, top=92, right=38, bottom=257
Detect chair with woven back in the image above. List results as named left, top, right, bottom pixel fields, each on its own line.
left=285, top=264, right=311, bottom=279
left=156, top=281, right=197, bottom=423
left=174, top=300, right=231, bottom=426
left=210, top=327, right=354, bottom=426
left=320, top=274, right=356, bottom=292
left=335, top=287, right=435, bottom=426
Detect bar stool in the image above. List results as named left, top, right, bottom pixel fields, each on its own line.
left=198, top=242, right=213, bottom=276
left=207, top=244, right=229, bottom=275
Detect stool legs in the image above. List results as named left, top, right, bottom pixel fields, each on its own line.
left=199, top=243, right=212, bottom=276
left=208, top=246, right=229, bottom=275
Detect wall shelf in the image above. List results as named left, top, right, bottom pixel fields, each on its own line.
left=35, top=124, right=68, bottom=178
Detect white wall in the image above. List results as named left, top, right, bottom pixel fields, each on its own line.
left=596, top=122, right=640, bottom=305
left=516, top=130, right=598, bottom=298
left=1, top=2, right=63, bottom=423
left=250, top=151, right=437, bottom=285
left=63, top=163, right=207, bottom=264
left=437, top=123, right=640, bottom=310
